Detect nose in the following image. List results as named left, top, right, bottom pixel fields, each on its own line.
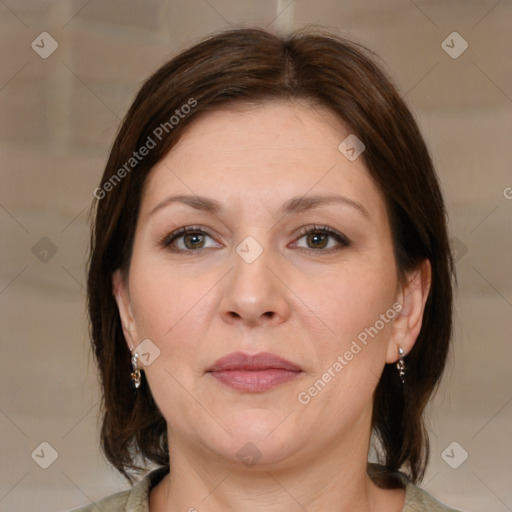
left=219, top=242, right=291, bottom=328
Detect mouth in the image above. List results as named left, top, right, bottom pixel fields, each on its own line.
left=206, top=351, right=303, bottom=392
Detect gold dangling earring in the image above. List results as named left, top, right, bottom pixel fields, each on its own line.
left=130, top=348, right=141, bottom=389
left=396, top=345, right=406, bottom=384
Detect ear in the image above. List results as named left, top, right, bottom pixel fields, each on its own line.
left=112, top=269, right=138, bottom=350
left=386, top=259, right=431, bottom=363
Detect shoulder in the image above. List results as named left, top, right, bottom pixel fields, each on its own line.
left=367, top=463, right=463, bottom=512
left=69, top=489, right=130, bottom=512
left=403, top=482, right=463, bottom=512
left=68, top=466, right=169, bottom=512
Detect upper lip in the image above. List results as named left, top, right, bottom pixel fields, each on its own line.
left=207, top=352, right=302, bottom=372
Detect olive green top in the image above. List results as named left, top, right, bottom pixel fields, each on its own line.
left=71, top=463, right=462, bottom=512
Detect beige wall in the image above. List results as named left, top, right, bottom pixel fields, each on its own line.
left=1, top=1, right=511, bottom=511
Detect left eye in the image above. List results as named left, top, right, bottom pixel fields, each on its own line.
left=293, top=226, right=350, bottom=251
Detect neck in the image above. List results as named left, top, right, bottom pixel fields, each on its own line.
left=150, top=426, right=405, bottom=512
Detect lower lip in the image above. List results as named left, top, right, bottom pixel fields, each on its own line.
left=209, top=369, right=302, bottom=392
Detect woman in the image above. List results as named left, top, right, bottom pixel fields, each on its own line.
left=77, top=27, right=460, bottom=512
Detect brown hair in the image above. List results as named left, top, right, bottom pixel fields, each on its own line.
left=87, top=27, right=455, bottom=485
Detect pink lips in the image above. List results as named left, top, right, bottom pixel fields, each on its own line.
left=207, top=351, right=302, bottom=392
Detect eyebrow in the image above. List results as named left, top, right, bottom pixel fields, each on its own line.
left=149, top=193, right=369, bottom=218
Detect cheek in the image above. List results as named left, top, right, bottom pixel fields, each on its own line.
left=293, top=256, right=398, bottom=415
left=297, top=274, right=396, bottom=421
left=298, top=256, right=397, bottom=343
left=128, top=254, right=211, bottom=340
left=126, top=264, right=214, bottom=424
left=126, top=257, right=221, bottom=398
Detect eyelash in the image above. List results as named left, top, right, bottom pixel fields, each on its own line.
left=159, top=224, right=351, bottom=254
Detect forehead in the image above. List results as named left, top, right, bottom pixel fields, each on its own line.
left=163, top=99, right=348, bottom=162
left=139, top=99, right=385, bottom=222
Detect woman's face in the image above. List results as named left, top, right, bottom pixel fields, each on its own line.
left=114, top=100, right=424, bottom=469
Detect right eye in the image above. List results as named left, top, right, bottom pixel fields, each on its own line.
left=160, top=226, right=222, bottom=254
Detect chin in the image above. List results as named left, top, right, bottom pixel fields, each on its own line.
left=206, top=411, right=302, bottom=466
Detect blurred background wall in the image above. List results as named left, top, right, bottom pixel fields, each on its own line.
left=0, top=1, right=511, bottom=511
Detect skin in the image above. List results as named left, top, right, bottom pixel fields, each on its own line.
left=114, top=99, right=431, bottom=512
